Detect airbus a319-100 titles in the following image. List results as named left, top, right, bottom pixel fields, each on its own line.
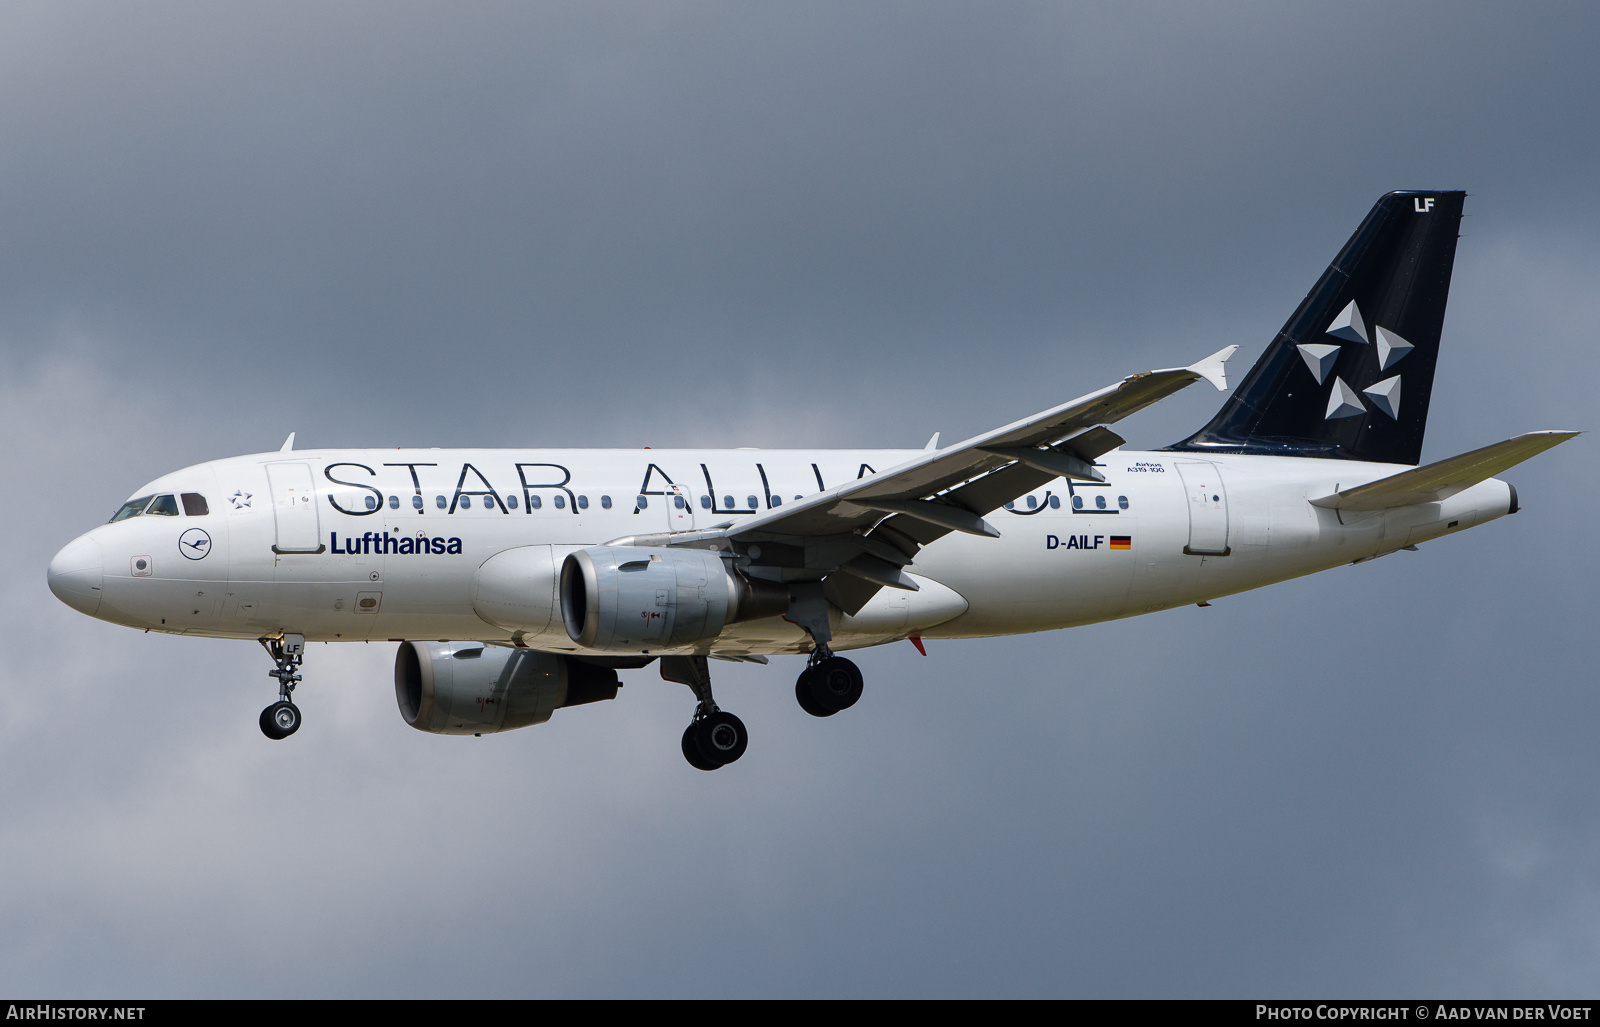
left=47, top=191, right=1578, bottom=770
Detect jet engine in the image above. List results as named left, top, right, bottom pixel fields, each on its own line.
left=559, top=546, right=788, bottom=651
left=394, top=641, right=619, bottom=734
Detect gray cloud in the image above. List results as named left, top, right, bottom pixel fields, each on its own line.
left=3, top=2, right=1597, bottom=997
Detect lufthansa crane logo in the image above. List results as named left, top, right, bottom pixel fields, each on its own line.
left=179, top=528, right=212, bottom=560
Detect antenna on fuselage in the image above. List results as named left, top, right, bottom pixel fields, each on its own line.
left=280, top=432, right=296, bottom=452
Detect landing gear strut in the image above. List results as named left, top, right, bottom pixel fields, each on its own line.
left=258, top=633, right=305, bottom=740
left=661, top=655, right=748, bottom=771
left=784, top=583, right=866, bottom=718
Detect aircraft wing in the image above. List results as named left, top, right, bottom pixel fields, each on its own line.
left=1309, top=430, right=1580, bottom=512
left=672, top=346, right=1237, bottom=614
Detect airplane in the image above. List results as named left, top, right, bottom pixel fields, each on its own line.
left=46, top=190, right=1578, bottom=770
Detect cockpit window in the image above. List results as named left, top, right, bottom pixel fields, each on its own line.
left=146, top=495, right=180, bottom=516
left=181, top=493, right=209, bottom=516
left=110, top=495, right=154, bottom=522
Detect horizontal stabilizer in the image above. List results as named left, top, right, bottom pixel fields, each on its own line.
left=1310, top=431, right=1579, bottom=511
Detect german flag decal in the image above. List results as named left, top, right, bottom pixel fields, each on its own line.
left=1109, top=536, right=1132, bottom=550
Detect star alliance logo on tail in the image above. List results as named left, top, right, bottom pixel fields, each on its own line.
left=1298, top=299, right=1414, bottom=422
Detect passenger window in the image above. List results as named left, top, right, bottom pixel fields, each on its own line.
left=388, top=495, right=399, bottom=510
left=1118, top=495, right=1129, bottom=510
left=723, top=495, right=734, bottom=508
left=700, top=496, right=711, bottom=510
left=436, top=495, right=446, bottom=509
left=577, top=495, right=589, bottom=510
left=412, top=495, right=423, bottom=510
left=530, top=495, right=542, bottom=509
left=1026, top=496, right=1037, bottom=509
left=147, top=495, right=180, bottom=516
left=110, top=495, right=154, bottom=522
left=1072, top=496, right=1083, bottom=510
left=1005, top=502, right=1015, bottom=510
left=673, top=496, right=684, bottom=509
left=507, top=495, right=518, bottom=510
left=771, top=495, right=781, bottom=506
left=180, top=493, right=209, bottom=516
left=636, top=496, right=649, bottom=510
left=461, top=496, right=472, bottom=509
left=601, top=495, right=612, bottom=510
left=746, top=496, right=757, bottom=509
left=364, top=494, right=377, bottom=511
left=1095, top=495, right=1106, bottom=510
left=1049, top=495, right=1060, bottom=510
left=554, top=495, right=565, bottom=509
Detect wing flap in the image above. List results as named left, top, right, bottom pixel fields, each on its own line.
left=1309, top=431, right=1579, bottom=511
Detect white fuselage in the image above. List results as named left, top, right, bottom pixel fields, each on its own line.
left=48, top=446, right=1514, bottom=655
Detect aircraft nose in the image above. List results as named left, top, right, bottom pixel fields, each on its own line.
left=48, top=535, right=103, bottom=616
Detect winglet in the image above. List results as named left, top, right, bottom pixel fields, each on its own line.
left=924, top=432, right=941, bottom=451
left=279, top=432, right=296, bottom=452
left=1187, top=346, right=1238, bottom=392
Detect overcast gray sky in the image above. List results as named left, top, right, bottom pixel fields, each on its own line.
left=3, top=1, right=1598, bottom=997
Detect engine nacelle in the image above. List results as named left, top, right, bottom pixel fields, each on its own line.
left=394, top=641, right=619, bottom=735
left=472, top=545, right=560, bottom=637
left=560, top=546, right=788, bottom=652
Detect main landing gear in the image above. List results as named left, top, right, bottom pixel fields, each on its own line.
left=258, top=633, right=305, bottom=740
left=661, top=655, right=748, bottom=771
left=795, top=647, right=864, bottom=718
left=784, top=582, right=865, bottom=719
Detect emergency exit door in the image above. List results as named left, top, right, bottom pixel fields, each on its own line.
left=665, top=483, right=695, bottom=532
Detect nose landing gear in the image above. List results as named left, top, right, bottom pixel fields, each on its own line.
left=258, top=634, right=305, bottom=740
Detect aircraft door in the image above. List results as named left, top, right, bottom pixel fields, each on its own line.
left=266, top=463, right=324, bottom=553
left=665, top=483, right=695, bottom=532
left=1174, top=461, right=1230, bottom=555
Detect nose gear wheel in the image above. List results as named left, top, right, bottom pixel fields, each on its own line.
left=260, top=700, right=302, bottom=739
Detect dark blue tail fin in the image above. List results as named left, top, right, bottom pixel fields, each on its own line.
left=1170, top=190, right=1465, bottom=465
